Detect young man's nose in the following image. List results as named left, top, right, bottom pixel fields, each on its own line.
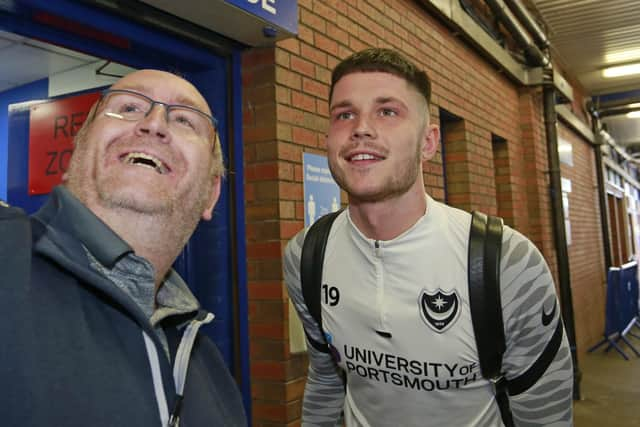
left=135, top=104, right=170, bottom=141
left=352, top=115, right=377, bottom=139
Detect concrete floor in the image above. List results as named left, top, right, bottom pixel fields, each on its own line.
left=574, top=335, right=640, bottom=427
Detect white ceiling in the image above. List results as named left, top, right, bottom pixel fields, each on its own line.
left=531, top=0, right=640, bottom=95
left=530, top=0, right=640, bottom=146
left=0, top=30, right=99, bottom=92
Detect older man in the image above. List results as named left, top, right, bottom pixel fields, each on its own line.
left=0, top=70, right=246, bottom=426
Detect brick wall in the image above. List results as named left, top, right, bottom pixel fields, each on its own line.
left=241, top=0, right=603, bottom=425
left=518, top=88, right=558, bottom=274
left=558, top=124, right=607, bottom=354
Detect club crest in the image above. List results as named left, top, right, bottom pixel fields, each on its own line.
left=419, top=289, right=461, bottom=333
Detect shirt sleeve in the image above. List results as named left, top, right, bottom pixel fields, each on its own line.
left=284, top=231, right=345, bottom=427
left=500, top=227, right=574, bottom=427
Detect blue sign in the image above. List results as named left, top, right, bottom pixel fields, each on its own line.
left=303, top=153, right=341, bottom=228
left=225, top=0, right=297, bottom=34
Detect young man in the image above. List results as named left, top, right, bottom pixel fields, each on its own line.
left=0, top=70, right=246, bottom=426
left=284, top=48, right=573, bottom=426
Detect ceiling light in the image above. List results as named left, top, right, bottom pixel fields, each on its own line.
left=605, top=49, right=640, bottom=64
left=627, top=111, right=640, bottom=118
left=628, top=103, right=640, bottom=109
left=603, top=63, right=640, bottom=78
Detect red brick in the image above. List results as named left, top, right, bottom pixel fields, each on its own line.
left=251, top=361, right=286, bottom=381
left=248, top=281, right=285, bottom=300
left=280, top=181, right=304, bottom=200
left=300, top=43, right=327, bottom=66
left=248, top=221, right=280, bottom=241
left=291, top=126, right=318, bottom=147
left=297, top=24, right=314, bottom=45
left=281, top=220, right=304, bottom=239
left=313, top=1, right=337, bottom=21
left=247, top=241, right=282, bottom=259
left=278, top=123, right=293, bottom=142
left=357, top=26, right=377, bottom=47
left=349, top=36, right=370, bottom=52
left=276, top=86, right=291, bottom=105
left=315, top=33, right=339, bottom=56
left=249, top=322, right=285, bottom=339
left=242, top=47, right=275, bottom=68
left=302, top=78, right=329, bottom=99
left=300, top=8, right=326, bottom=33
left=291, top=91, right=316, bottom=113
left=250, top=340, right=288, bottom=363
left=280, top=200, right=296, bottom=219
left=243, top=125, right=276, bottom=143
left=277, top=37, right=300, bottom=55
left=279, top=162, right=294, bottom=180
left=326, top=22, right=349, bottom=45
left=317, top=99, right=329, bottom=117
left=277, top=104, right=305, bottom=125
left=245, top=203, right=278, bottom=221
left=278, top=142, right=303, bottom=162
left=246, top=162, right=279, bottom=182
left=276, top=67, right=302, bottom=90
left=290, top=55, right=315, bottom=78
left=275, top=48, right=290, bottom=68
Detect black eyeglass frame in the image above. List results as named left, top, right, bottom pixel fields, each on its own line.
left=99, top=88, right=219, bottom=135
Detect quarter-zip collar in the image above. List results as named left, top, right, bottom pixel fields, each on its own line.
left=34, top=185, right=132, bottom=268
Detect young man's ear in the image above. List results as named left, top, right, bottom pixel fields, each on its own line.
left=422, top=124, right=440, bottom=162
left=201, top=176, right=222, bottom=221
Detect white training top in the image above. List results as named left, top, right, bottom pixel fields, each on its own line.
left=284, top=194, right=573, bottom=427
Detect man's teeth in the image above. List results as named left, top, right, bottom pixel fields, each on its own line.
left=351, top=153, right=379, bottom=161
left=123, top=152, right=168, bottom=174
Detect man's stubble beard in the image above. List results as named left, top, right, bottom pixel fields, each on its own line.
left=329, top=139, right=423, bottom=204
left=66, top=131, right=212, bottom=244
left=94, top=169, right=212, bottom=245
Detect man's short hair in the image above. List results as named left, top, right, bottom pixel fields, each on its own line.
left=330, top=48, right=431, bottom=105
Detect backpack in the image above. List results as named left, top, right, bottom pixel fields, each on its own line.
left=299, top=210, right=555, bottom=427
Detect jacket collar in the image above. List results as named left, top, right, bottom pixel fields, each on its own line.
left=33, top=186, right=205, bottom=328
left=33, top=185, right=132, bottom=268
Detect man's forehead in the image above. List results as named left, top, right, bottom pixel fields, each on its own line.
left=111, top=71, right=211, bottom=114
left=332, top=73, right=420, bottom=104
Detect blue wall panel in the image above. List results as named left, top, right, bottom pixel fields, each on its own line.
left=0, top=78, right=48, bottom=201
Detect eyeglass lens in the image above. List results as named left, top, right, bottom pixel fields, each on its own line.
left=102, top=91, right=214, bottom=140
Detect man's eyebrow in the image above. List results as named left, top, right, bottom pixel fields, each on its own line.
left=330, top=96, right=405, bottom=110
left=374, top=96, right=404, bottom=105
left=174, top=94, right=208, bottom=112
left=330, top=100, right=353, bottom=112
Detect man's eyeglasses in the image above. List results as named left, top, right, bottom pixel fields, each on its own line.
left=99, top=89, right=218, bottom=144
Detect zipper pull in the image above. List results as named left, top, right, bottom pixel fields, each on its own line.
left=168, top=394, right=183, bottom=427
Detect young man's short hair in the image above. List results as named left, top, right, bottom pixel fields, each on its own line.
left=330, top=48, right=431, bottom=105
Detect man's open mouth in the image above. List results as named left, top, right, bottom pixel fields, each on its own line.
left=120, top=152, right=170, bottom=174
left=348, top=153, right=384, bottom=161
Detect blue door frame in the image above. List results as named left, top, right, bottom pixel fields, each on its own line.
left=0, top=0, right=251, bottom=418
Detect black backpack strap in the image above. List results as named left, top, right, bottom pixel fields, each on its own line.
left=468, top=211, right=513, bottom=427
left=300, top=210, right=343, bottom=353
left=507, top=317, right=564, bottom=395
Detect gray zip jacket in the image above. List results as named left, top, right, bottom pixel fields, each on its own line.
left=0, top=186, right=246, bottom=426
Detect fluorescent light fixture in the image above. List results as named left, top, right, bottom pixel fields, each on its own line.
left=603, top=63, right=640, bottom=78
left=605, top=49, right=640, bottom=64
left=628, top=103, right=640, bottom=109
left=627, top=111, right=640, bottom=118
